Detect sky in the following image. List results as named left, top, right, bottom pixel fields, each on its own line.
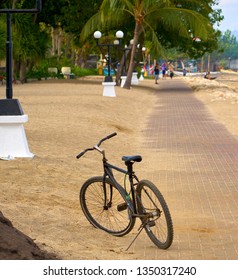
left=216, top=0, right=238, bottom=31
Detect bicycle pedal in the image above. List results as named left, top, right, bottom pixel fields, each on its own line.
left=147, top=220, right=156, bottom=227
left=117, top=202, right=127, bottom=212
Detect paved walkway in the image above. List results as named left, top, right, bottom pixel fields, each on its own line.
left=134, top=78, right=238, bottom=259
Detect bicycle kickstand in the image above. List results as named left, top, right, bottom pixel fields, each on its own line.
left=125, top=223, right=144, bottom=251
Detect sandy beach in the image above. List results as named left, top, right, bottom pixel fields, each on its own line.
left=0, top=72, right=237, bottom=259
left=184, top=71, right=238, bottom=137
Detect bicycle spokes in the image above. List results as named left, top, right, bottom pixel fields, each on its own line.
left=80, top=176, right=136, bottom=237
left=136, top=180, right=173, bottom=249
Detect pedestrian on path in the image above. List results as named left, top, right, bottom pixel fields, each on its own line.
left=170, top=71, right=174, bottom=79
left=154, top=64, right=159, bottom=84
left=161, top=63, right=167, bottom=79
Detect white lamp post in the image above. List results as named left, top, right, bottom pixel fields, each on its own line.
left=139, top=47, right=146, bottom=80
left=94, top=30, right=124, bottom=97
left=94, top=30, right=123, bottom=83
left=0, top=1, right=41, bottom=159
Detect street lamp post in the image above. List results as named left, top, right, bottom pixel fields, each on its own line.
left=0, top=0, right=42, bottom=106
left=142, top=47, right=147, bottom=65
left=94, top=30, right=124, bottom=83
left=139, top=47, right=146, bottom=80
left=0, top=0, right=41, bottom=158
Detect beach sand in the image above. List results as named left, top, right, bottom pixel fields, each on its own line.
left=0, top=73, right=237, bottom=259
left=184, top=71, right=238, bottom=137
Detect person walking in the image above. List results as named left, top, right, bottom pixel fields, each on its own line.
left=161, top=63, right=167, bottom=79
left=154, top=64, right=159, bottom=84
left=170, top=71, right=174, bottom=79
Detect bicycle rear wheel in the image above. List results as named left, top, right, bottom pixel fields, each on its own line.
left=80, top=176, right=136, bottom=236
left=136, top=180, right=173, bottom=249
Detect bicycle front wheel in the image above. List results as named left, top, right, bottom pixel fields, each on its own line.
left=80, top=176, right=136, bottom=237
left=136, top=180, right=173, bottom=249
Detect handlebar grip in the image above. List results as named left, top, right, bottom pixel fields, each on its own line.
left=76, top=151, right=85, bottom=159
left=106, top=132, right=117, bottom=139
left=97, top=132, right=117, bottom=147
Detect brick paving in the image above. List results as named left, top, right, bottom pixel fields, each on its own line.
left=133, top=78, right=238, bottom=259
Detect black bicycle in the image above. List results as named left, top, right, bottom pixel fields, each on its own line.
left=76, top=133, right=173, bottom=250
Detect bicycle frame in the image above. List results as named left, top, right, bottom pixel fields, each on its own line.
left=76, top=133, right=145, bottom=217
left=102, top=160, right=139, bottom=215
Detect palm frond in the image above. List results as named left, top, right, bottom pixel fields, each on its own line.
left=80, top=11, right=105, bottom=41
left=80, top=2, right=134, bottom=42
left=154, top=7, right=211, bottom=40
left=143, top=19, right=164, bottom=56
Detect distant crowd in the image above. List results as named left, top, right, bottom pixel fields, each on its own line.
left=142, top=62, right=217, bottom=84
left=143, top=62, right=176, bottom=84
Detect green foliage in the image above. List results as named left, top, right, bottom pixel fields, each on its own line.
left=219, top=30, right=238, bottom=59
left=0, top=16, right=6, bottom=59
left=218, top=59, right=227, bottom=68
left=13, top=13, right=50, bottom=60
left=27, top=68, right=50, bottom=80
left=155, top=1, right=223, bottom=59
left=71, top=67, right=98, bottom=77
left=135, top=66, right=141, bottom=78
left=209, top=30, right=238, bottom=69
left=0, top=1, right=10, bottom=9
left=26, top=58, right=98, bottom=80
left=0, top=0, right=226, bottom=83
left=80, top=0, right=223, bottom=88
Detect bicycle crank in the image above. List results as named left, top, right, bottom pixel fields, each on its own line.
left=147, top=220, right=156, bottom=227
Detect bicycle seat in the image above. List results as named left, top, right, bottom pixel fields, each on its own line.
left=122, top=155, right=142, bottom=164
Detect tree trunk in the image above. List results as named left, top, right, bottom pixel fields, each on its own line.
left=12, top=0, right=17, bottom=9
left=51, top=27, right=56, bottom=56
left=65, top=34, right=74, bottom=59
left=123, top=22, right=140, bottom=89
left=115, top=52, right=125, bottom=86
left=57, top=29, right=63, bottom=58
left=19, top=61, right=27, bottom=83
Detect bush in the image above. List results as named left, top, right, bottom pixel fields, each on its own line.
left=26, top=57, right=98, bottom=81
left=27, top=69, right=49, bottom=80
left=72, top=67, right=98, bottom=77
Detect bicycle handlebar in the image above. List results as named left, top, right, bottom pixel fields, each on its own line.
left=76, top=132, right=117, bottom=159
left=76, top=149, right=92, bottom=159
left=97, top=132, right=117, bottom=147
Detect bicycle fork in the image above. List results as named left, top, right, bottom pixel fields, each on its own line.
left=102, top=174, right=113, bottom=210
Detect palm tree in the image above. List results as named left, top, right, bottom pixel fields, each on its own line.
left=0, top=1, right=50, bottom=82
left=12, top=13, right=50, bottom=82
left=81, top=0, right=215, bottom=89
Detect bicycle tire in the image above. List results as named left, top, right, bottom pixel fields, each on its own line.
left=80, top=176, right=136, bottom=237
left=136, top=180, right=173, bottom=249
